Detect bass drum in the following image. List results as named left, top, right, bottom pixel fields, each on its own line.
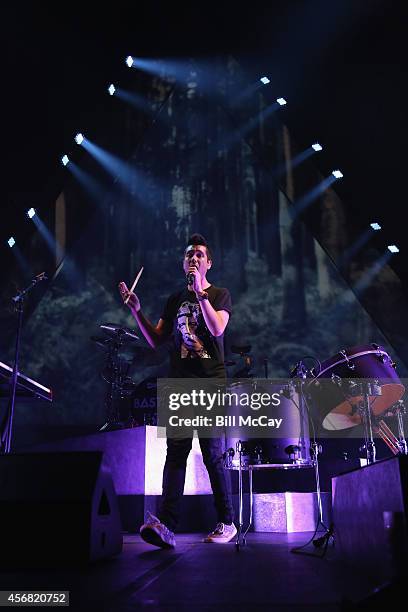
left=131, top=377, right=157, bottom=426
left=224, top=380, right=311, bottom=466
left=307, top=344, right=405, bottom=431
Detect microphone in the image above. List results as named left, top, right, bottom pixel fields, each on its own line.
left=11, top=271, right=48, bottom=303
left=187, top=272, right=195, bottom=285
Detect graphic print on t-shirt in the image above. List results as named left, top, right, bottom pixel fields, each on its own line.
left=176, top=300, right=210, bottom=359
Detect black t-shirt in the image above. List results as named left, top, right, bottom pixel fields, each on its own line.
left=161, top=285, right=232, bottom=379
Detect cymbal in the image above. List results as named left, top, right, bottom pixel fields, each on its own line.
left=100, top=323, right=140, bottom=341
left=231, top=344, right=251, bottom=355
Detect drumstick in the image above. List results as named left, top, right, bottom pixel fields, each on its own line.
left=124, top=266, right=144, bottom=304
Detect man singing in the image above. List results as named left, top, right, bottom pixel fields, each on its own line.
left=119, top=233, right=236, bottom=547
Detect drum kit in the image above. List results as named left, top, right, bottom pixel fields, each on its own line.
left=223, top=376, right=311, bottom=467
left=223, top=343, right=407, bottom=549
left=307, top=343, right=407, bottom=462
left=90, top=329, right=407, bottom=551
left=91, top=325, right=408, bottom=465
left=92, top=323, right=161, bottom=431
left=224, top=342, right=407, bottom=469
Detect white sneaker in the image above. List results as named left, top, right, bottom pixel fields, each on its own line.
left=140, top=511, right=176, bottom=549
left=203, top=522, right=237, bottom=543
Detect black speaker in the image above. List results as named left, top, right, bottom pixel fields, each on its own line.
left=0, top=452, right=123, bottom=568
left=332, top=456, right=408, bottom=585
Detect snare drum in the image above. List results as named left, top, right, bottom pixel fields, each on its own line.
left=224, top=380, right=310, bottom=465
left=307, top=344, right=405, bottom=431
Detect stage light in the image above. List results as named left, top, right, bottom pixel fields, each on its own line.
left=332, top=170, right=343, bottom=179
left=27, top=208, right=36, bottom=219
left=125, top=56, right=134, bottom=68
left=75, top=133, right=84, bottom=145
left=388, top=245, right=399, bottom=253
left=260, top=76, right=270, bottom=85
left=312, top=143, right=323, bottom=152
left=276, top=97, right=287, bottom=106
left=108, top=84, right=116, bottom=96
left=370, top=222, right=381, bottom=231
left=61, top=155, right=70, bottom=166
left=7, top=237, right=15, bottom=248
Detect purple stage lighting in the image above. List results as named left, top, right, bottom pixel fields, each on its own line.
left=125, top=56, right=134, bottom=68
left=75, top=133, right=84, bottom=145
left=27, top=208, right=36, bottom=219
left=61, top=155, right=70, bottom=166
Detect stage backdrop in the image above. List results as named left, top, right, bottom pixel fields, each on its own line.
left=1, top=57, right=407, bottom=440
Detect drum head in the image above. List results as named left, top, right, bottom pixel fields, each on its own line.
left=308, top=345, right=405, bottom=430
left=225, top=381, right=311, bottom=464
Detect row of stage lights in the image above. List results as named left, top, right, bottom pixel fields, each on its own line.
left=59, top=67, right=342, bottom=177
left=9, top=213, right=397, bottom=254
left=369, top=223, right=399, bottom=252
left=6, top=61, right=399, bottom=255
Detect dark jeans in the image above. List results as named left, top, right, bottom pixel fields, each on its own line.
left=158, top=436, right=234, bottom=532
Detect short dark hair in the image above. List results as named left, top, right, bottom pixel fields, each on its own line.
left=186, top=233, right=213, bottom=261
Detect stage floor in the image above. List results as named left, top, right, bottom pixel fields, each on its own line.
left=0, top=532, right=383, bottom=610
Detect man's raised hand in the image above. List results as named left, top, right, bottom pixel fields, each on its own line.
left=118, top=281, right=141, bottom=313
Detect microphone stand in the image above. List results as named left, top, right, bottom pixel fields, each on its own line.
left=1, top=273, right=47, bottom=454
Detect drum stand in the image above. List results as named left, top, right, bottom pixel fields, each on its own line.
left=232, top=442, right=316, bottom=551
left=310, top=441, right=332, bottom=540
left=288, top=361, right=314, bottom=465
left=222, top=444, right=248, bottom=549
left=290, top=364, right=333, bottom=553
left=356, top=381, right=382, bottom=465
left=290, top=441, right=334, bottom=555
left=394, top=400, right=408, bottom=455
left=235, top=440, right=253, bottom=551
left=99, top=331, right=131, bottom=432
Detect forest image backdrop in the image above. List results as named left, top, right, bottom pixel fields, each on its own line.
left=2, top=57, right=405, bottom=431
